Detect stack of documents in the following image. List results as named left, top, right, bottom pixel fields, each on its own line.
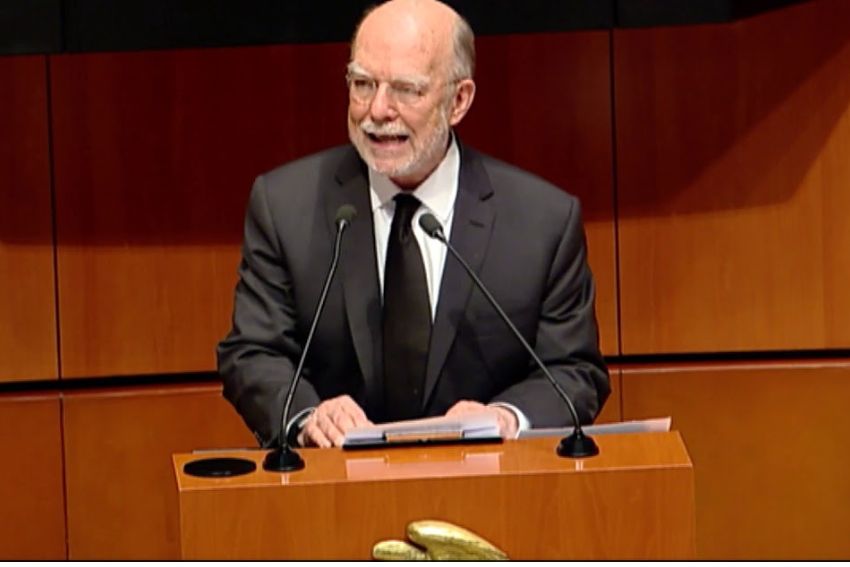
left=343, top=414, right=502, bottom=449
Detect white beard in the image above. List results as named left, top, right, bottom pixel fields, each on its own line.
left=349, top=105, right=451, bottom=182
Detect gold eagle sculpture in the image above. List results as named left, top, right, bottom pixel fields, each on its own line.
left=373, top=519, right=508, bottom=560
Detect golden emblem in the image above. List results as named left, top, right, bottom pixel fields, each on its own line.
left=373, top=519, right=508, bottom=560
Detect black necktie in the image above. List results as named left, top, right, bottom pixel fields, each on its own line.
left=383, top=193, right=432, bottom=422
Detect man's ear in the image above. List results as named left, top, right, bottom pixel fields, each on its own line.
left=448, top=78, right=476, bottom=126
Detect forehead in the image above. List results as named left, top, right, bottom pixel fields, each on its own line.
left=352, top=14, right=448, bottom=79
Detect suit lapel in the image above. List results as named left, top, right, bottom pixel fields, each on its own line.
left=327, top=149, right=383, bottom=406
left=423, top=145, right=495, bottom=408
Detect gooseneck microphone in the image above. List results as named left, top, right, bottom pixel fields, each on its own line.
left=263, top=204, right=358, bottom=472
left=418, top=213, right=598, bottom=458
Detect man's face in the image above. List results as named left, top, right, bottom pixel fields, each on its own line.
left=347, top=20, right=455, bottom=188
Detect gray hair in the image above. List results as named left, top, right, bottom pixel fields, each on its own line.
left=449, top=11, right=475, bottom=81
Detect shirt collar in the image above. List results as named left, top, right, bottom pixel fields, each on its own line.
left=368, top=133, right=460, bottom=224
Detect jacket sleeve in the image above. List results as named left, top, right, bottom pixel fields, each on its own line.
left=490, top=198, right=610, bottom=427
left=216, top=176, right=321, bottom=447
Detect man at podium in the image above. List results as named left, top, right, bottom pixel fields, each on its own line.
left=217, top=0, right=609, bottom=449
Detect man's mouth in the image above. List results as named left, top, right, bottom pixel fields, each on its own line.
left=367, top=132, right=409, bottom=145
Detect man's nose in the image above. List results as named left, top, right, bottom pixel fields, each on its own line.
left=369, top=82, right=398, bottom=122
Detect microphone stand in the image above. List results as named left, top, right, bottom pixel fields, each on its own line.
left=419, top=215, right=598, bottom=458
left=264, top=207, right=355, bottom=471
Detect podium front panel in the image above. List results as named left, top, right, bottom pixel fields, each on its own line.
left=174, top=432, right=695, bottom=560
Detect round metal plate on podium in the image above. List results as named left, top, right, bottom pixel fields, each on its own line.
left=183, top=457, right=256, bottom=478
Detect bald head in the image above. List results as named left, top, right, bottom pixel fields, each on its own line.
left=352, top=0, right=475, bottom=82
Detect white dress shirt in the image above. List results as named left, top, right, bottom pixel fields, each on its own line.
left=369, top=138, right=459, bottom=317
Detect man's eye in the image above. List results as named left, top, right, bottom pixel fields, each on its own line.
left=393, top=83, right=420, bottom=96
left=352, top=78, right=374, bottom=90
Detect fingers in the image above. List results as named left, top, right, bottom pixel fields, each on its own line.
left=299, top=395, right=372, bottom=448
left=490, top=406, right=519, bottom=439
left=300, top=419, right=333, bottom=448
left=445, top=400, right=485, bottom=416
left=335, top=395, right=372, bottom=426
left=445, top=400, right=518, bottom=439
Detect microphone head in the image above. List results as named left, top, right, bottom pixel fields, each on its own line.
left=335, top=204, right=357, bottom=228
left=419, top=213, right=444, bottom=239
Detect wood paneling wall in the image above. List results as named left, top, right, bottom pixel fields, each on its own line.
left=49, top=44, right=350, bottom=378
left=0, top=56, right=57, bottom=382
left=622, top=362, right=850, bottom=559
left=62, top=384, right=255, bottom=559
left=615, top=0, right=850, bottom=354
left=0, top=394, right=66, bottom=559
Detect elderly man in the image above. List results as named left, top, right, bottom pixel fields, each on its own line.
left=217, top=0, right=609, bottom=448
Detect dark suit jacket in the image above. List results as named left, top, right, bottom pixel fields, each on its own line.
left=217, top=141, right=609, bottom=447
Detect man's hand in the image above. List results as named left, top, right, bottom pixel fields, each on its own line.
left=445, top=400, right=518, bottom=439
left=297, top=395, right=373, bottom=448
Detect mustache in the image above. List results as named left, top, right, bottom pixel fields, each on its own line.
left=359, top=119, right=410, bottom=137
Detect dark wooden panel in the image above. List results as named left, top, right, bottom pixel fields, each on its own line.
left=50, top=44, right=349, bottom=377
left=59, top=0, right=611, bottom=53
left=4, top=0, right=808, bottom=56
left=0, top=393, right=66, bottom=559
left=616, top=0, right=850, bottom=354
left=622, top=361, right=850, bottom=558
left=0, top=55, right=57, bottom=382
left=460, top=31, right=618, bottom=355
left=0, top=0, right=62, bottom=55
left=63, top=383, right=256, bottom=559
left=616, top=0, right=807, bottom=27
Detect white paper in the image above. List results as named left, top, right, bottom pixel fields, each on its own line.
left=518, top=416, right=672, bottom=439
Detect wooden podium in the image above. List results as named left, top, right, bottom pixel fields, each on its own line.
left=173, top=431, right=695, bottom=560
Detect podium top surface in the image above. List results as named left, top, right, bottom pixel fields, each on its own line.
left=174, top=431, right=691, bottom=492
